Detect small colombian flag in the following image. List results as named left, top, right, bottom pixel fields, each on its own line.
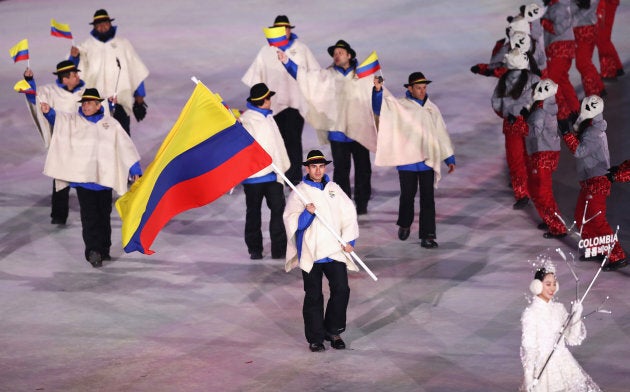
left=9, top=39, right=29, bottom=63
left=263, top=26, right=289, bottom=48
left=13, top=79, right=36, bottom=95
left=356, top=51, right=381, bottom=79
left=50, top=19, right=73, bottom=39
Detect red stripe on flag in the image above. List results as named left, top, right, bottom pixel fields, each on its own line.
left=138, top=142, right=271, bottom=254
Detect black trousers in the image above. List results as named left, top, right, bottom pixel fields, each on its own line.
left=397, top=170, right=436, bottom=239
left=76, top=187, right=112, bottom=260
left=330, top=140, right=372, bottom=210
left=50, top=180, right=70, bottom=223
left=113, top=104, right=131, bottom=135
left=301, top=261, right=350, bottom=344
left=274, top=108, right=305, bottom=186
left=243, top=181, right=287, bottom=257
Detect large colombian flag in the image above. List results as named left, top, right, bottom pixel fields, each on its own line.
left=115, top=81, right=272, bottom=254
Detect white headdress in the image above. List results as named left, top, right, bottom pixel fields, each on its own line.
left=509, top=31, right=531, bottom=53
left=504, top=48, right=529, bottom=70
left=527, top=253, right=558, bottom=296
left=523, top=3, right=544, bottom=22
left=533, top=79, right=558, bottom=101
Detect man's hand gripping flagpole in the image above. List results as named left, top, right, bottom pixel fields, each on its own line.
left=271, top=162, right=378, bottom=282
left=189, top=76, right=377, bottom=281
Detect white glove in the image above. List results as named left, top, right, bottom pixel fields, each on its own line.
left=571, top=301, right=583, bottom=322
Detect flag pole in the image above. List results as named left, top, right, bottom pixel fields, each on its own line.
left=270, top=162, right=378, bottom=282
left=188, top=77, right=377, bottom=281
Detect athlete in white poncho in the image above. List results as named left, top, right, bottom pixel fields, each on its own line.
left=278, top=40, right=375, bottom=214
left=69, top=9, right=149, bottom=135
left=372, top=72, right=455, bottom=249
left=242, top=15, right=320, bottom=185
left=41, top=88, right=141, bottom=268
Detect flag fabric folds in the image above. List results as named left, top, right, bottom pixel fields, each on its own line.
left=50, top=19, right=73, bottom=39
left=356, top=51, right=381, bottom=78
left=13, top=79, right=35, bottom=95
left=115, top=82, right=272, bottom=254
left=263, top=26, right=289, bottom=48
left=9, top=39, right=29, bottom=63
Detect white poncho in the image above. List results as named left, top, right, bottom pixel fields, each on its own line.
left=375, top=95, right=454, bottom=186
left=43, top=112, right=140, bottom=196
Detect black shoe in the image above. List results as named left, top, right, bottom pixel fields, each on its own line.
left=599, top=88, right=608, bottom=98
left=51, top=218, right=66, bottom=225
left=513, top=197, right=529, bottom=210
left=325, top=334, right=346, bottom=350
left=537, top=222, right=548, bottom=231
left=250, top=252, right=263, bottom=260
left=356, top=206, right=367, bottom=215
left=420, top=239, right=438, bottom=249
left=271, top=252, right=285, bottom=259
left=579, top=254, right=605, bottom=262
left=543, top=232, right=567, bottom=239
left=88, top=250, right=103, bottom=268
left=309, top=342, right=325, bottom=352
left=398, top=227, right=410, bottom=241
left=617, top=68, right=625, bottom=77
left=603, top=259, right=628, bottom=271
left=102, top=254, right=112, bottom=261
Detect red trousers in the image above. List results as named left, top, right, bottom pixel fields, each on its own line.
left=503, top=117, right=529, bottom=200
left=546, top=41, right=580, bottom=119
left=528, top=152, right=566, bottom=234
left=597, top=0, right=623, bottom=78
left=574, top=25, right=604, bottom=96
left=576, top=176, right=626, bottom=262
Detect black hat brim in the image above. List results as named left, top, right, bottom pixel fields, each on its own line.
left=90, top=18, right=115, bottom=25
left=246, top=90, right=275, bottom=103
left=327, top=46, right=356, bottom=59
left=302, top=158, right=332, bottom=166
left=404, top=80, right=432, bottom=87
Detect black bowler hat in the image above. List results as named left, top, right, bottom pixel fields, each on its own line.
left=404, top=72, right=432, bottom=87
left=270, top=15, right=295, bottom=29
left=90, top=9, right=115, bottom=25
left=327, top=39, right=356, bottom=60
left=77, top=88, right=105, bottom=103
left=302, top=150, right=332, bottom=166
left=246, top=83, right=275, bottom=103
left=52, top=60, right=80, bottom=75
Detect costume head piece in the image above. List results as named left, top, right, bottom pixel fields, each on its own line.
left=509, top=31, right=531, bottom=53
left=533, top=79, right=558, bottom=101
left=504, top=48, right=529, bottom=70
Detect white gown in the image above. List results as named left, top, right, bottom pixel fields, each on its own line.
left=520, top=296, right=601, bottom=392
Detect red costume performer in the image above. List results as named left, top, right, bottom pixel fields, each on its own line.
left=562, top=96, right=626, bottom=270
left=492, top=49, right=540, bottom=209
left=571, top=0, right=606, bottom=97
left=525, top=79, right=567, bottom=238
left=596, top=0, right=624, bottom=79
left=541, top=0, right=580, bottom=121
